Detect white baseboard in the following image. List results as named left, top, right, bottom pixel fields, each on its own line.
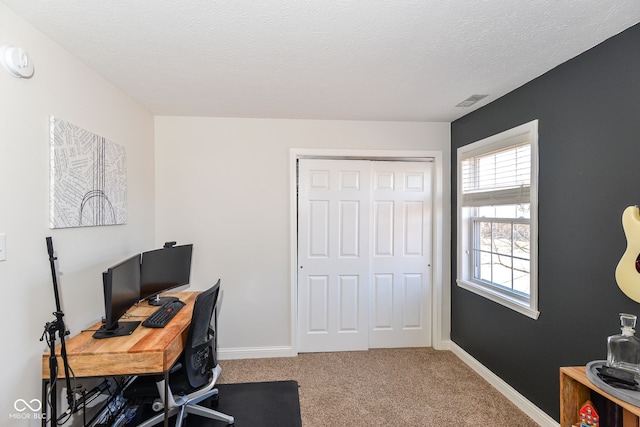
left=444, top=340, right=559, bottom=427
left=218, top=346, right=296, bottom=360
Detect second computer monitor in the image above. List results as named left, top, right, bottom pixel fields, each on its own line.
left=93, top=253, right=141, bottom=339
left=140, top=243, right=193, bottom=305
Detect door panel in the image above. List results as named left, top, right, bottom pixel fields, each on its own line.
left=404, top=202, right=425, bottom=256
left=298, top=159, right=370, bottom=352
left=339, top=201, right=360, bottom=257
left=374, top=201, right=394, bottom=256
left=309, top=201, right=329, bottom=257
left=339, top=275, right=359, bottom=331
left=308, top=275, right=329, bottom=332
left=373, top=274, right=393, bottom=329
left=403, top=273, right=423, bottom=328
left=369, top=161, right=432, bottom=349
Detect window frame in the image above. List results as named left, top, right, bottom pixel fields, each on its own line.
left=456, top=120, right=540, bottom=320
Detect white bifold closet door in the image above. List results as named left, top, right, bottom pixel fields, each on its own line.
left=297, top=159, right=432, bottom=353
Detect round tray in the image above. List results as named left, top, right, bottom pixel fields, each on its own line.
left=586, top=360, right=640, bottom=407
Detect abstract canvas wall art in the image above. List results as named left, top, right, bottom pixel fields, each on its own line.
left=50, top=117, right=127, bottom=228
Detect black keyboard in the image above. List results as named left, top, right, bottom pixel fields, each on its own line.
left=142, top=300, right=185, bottom=328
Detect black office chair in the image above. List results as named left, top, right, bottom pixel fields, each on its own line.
left=126, top=280, right=234, bottom=426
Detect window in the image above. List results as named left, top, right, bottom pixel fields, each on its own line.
left=457, top=120, right=539, bottom=319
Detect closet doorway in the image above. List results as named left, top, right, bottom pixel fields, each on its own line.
left=297, top=158, right=433, bottom=352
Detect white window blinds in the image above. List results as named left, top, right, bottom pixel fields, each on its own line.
left=460, top=141, right=531, bottom=207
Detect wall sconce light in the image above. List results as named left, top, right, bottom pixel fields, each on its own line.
left=0, top=44, right=34, bottom=79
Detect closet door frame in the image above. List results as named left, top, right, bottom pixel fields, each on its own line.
left=289, top=148, right=449, bottom=354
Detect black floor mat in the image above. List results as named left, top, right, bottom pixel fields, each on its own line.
left=126, top=380, right=302, bottom=427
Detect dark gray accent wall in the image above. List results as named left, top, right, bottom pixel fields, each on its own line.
left=451, top=23, right=640, bottom=420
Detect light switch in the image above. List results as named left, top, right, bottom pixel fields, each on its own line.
left=0, top=234, right=5, bottom=261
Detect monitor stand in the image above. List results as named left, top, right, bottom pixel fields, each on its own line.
left=93, top=321, right=141, bottom=339
left=148, top=294, right=179, bottom=306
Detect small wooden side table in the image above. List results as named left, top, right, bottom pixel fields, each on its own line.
left=560, top=366, right=640, bottom=427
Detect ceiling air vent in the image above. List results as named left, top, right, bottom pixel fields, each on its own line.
left=456, top=94, right=488, bottom=107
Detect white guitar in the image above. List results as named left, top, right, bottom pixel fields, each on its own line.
left=616, top=206, right=640, bottom=303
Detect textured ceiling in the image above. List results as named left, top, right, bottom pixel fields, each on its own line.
left=2, top=1, right=640, bottom=121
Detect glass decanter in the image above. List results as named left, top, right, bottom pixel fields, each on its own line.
left=606, top=313, right=640, bottom=376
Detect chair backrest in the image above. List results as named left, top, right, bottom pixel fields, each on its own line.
left=184, top=280, right=220, bottom=388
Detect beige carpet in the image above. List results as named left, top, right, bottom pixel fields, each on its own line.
left=218, top=347, right=540, bottom=426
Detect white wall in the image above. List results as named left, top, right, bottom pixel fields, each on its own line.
left=0, top=5, right=155, bottom=425
left=154, top=117, right=450, bottom=356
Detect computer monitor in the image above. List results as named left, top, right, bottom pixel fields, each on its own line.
left=93, top=254, right=141, bottom=339
left=140, top=243, right=193, bottom=306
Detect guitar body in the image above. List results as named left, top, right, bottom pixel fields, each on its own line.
left=616, top=206, right=640, bottom=303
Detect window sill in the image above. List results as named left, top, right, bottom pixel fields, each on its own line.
left=456, top=279, right=540, bottom=320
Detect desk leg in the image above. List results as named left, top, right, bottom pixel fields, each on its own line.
left=164, top=371, right=169, bottom=427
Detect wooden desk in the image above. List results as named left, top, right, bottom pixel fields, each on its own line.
left=42, top=292, right=197, bottom=426
left=560, top=366, right=640, bottom=427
